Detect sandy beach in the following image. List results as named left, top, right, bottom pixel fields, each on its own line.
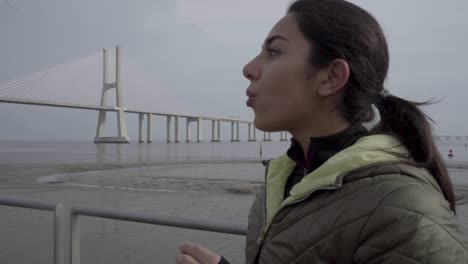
left=1, top=160, right=468, bottom=263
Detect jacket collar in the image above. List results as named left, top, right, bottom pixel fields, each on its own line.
left=264, top=134, right=411, bottom=229
left=287, top=122, right=368, bottom=173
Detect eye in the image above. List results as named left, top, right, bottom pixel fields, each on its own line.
left=266, top=48, right=280, bottom=57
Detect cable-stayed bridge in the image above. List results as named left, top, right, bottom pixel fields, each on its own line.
left=0, top=46, right=288, bottom=143
left=0, top=46, right=465, bottom=143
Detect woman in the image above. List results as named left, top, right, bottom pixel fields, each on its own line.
left=176, top=0, right=468, bottom=263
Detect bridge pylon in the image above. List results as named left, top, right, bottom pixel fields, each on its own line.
left=94, top=46, right=130, bottom=144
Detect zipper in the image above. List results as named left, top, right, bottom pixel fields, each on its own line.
left=253, top=183, right=340, bottom=263
left=259, top=161, right=269, bottom=243
left=256, top=164, right=315, bottom=244
left=253, top=162, right=269, bottom=263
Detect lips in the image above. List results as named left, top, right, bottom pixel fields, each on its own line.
left=246, top=97, right=255, bottom=107
left=246, top=89, right=256, bottom=107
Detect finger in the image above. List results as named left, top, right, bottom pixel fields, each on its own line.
left=179, top=242, right=221, bottom=264
left=176, top=253, right=199, bottom=264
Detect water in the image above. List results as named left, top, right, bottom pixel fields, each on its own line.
left=434, top=139, right=468, bottom=162
left=0, top=138, right=467, bottom=166
left=0, top=140, right=290, bottom=166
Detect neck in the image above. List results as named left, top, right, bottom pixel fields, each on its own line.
left=289, top=117, right=351, bottom=160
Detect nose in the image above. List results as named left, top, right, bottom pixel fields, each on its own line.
left=242, top=56, right=260, bottom=81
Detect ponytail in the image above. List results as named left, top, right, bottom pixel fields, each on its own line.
left=373, top=95, right=456, bottom=212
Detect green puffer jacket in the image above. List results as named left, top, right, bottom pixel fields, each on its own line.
left=245, top=135, right=468, bottom=264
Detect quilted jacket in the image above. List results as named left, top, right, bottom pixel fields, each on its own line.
left=245, top=135, right=468, bottom=263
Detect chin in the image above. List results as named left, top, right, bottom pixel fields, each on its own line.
left=254, top=117, right=284, bottom=132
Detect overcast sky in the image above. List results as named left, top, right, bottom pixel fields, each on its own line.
left=1, top=0, right=467, bottom=141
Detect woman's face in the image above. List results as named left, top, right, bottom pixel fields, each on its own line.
left=243, top=14, right=323, bottom=133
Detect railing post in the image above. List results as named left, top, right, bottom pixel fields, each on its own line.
left=71, top=214, right=81, bottom=264
left=55, top=203, right=71, bottom=264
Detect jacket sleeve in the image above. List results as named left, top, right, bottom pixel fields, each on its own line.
left=353, top=184, right=468, bottom=264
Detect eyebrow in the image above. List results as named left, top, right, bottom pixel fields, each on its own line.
left=263, top=35, right=289, bottom=47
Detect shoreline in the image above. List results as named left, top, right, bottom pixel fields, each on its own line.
left=1, top=160, right=468, bottom=194
left=2, top=160, right=468, bottom=205
left=2, top=159, right=467, bottom=177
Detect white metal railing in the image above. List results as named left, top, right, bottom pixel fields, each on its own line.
left=0, top=196, right=247, bottom=264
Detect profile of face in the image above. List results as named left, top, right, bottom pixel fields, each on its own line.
left=243, top=14, right=349, bottom=134
left=243, top=14, right=319, bottom=133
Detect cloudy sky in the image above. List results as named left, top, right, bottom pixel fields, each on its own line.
left=1, top=0, right=467, bottom=141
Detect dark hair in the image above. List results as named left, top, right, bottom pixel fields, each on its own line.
left=288, top=0, right=456, bottom=212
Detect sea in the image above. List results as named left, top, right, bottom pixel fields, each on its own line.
left=0, top=138, right=467, bottom=166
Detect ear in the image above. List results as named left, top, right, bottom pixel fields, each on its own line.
left=317, top=59, right=350, bottom=97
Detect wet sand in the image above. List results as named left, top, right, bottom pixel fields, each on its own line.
left=0, top=161, right=263, bottom=264
left=1, top=161, right=468, bottom=263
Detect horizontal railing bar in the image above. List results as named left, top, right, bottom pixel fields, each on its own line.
left=73, top=206, right=247, bottom=236
left=0, top=196, right=56, bottom=211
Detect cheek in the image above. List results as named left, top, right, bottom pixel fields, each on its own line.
left=256, top=77, right=311, bottom=129
left=262, top=68, right=309, bottom=109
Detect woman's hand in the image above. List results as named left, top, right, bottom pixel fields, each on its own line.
left=176, top=242, right=221, bottom=264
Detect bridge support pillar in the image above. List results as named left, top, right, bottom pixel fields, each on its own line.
left=211, top=120, right=216, bottom=142
left=197, top=117, right=202, bottom=142
left=174, top=115, right=180, bottom=143
left=230, top=121, right=240, bottom=142
left=248, top=123, right=257, bottom=141
left=217, top=120, right=221, bottom=142
left=211, top=120, right=221, bottom=142
left=94, top=46, right=130, bottom=144
left=147, top=113, right=152, bottom=143
left=280, top=131, right=288, bottom=141
left=185, top=117, right=202, bottom=142
left=186, top=118, right=192, bottom=142
left=166, top=116, right=172, bottom=143
left=138, top=113, right=144, bottom=143
left=230, top=122, right=234, bottom=141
